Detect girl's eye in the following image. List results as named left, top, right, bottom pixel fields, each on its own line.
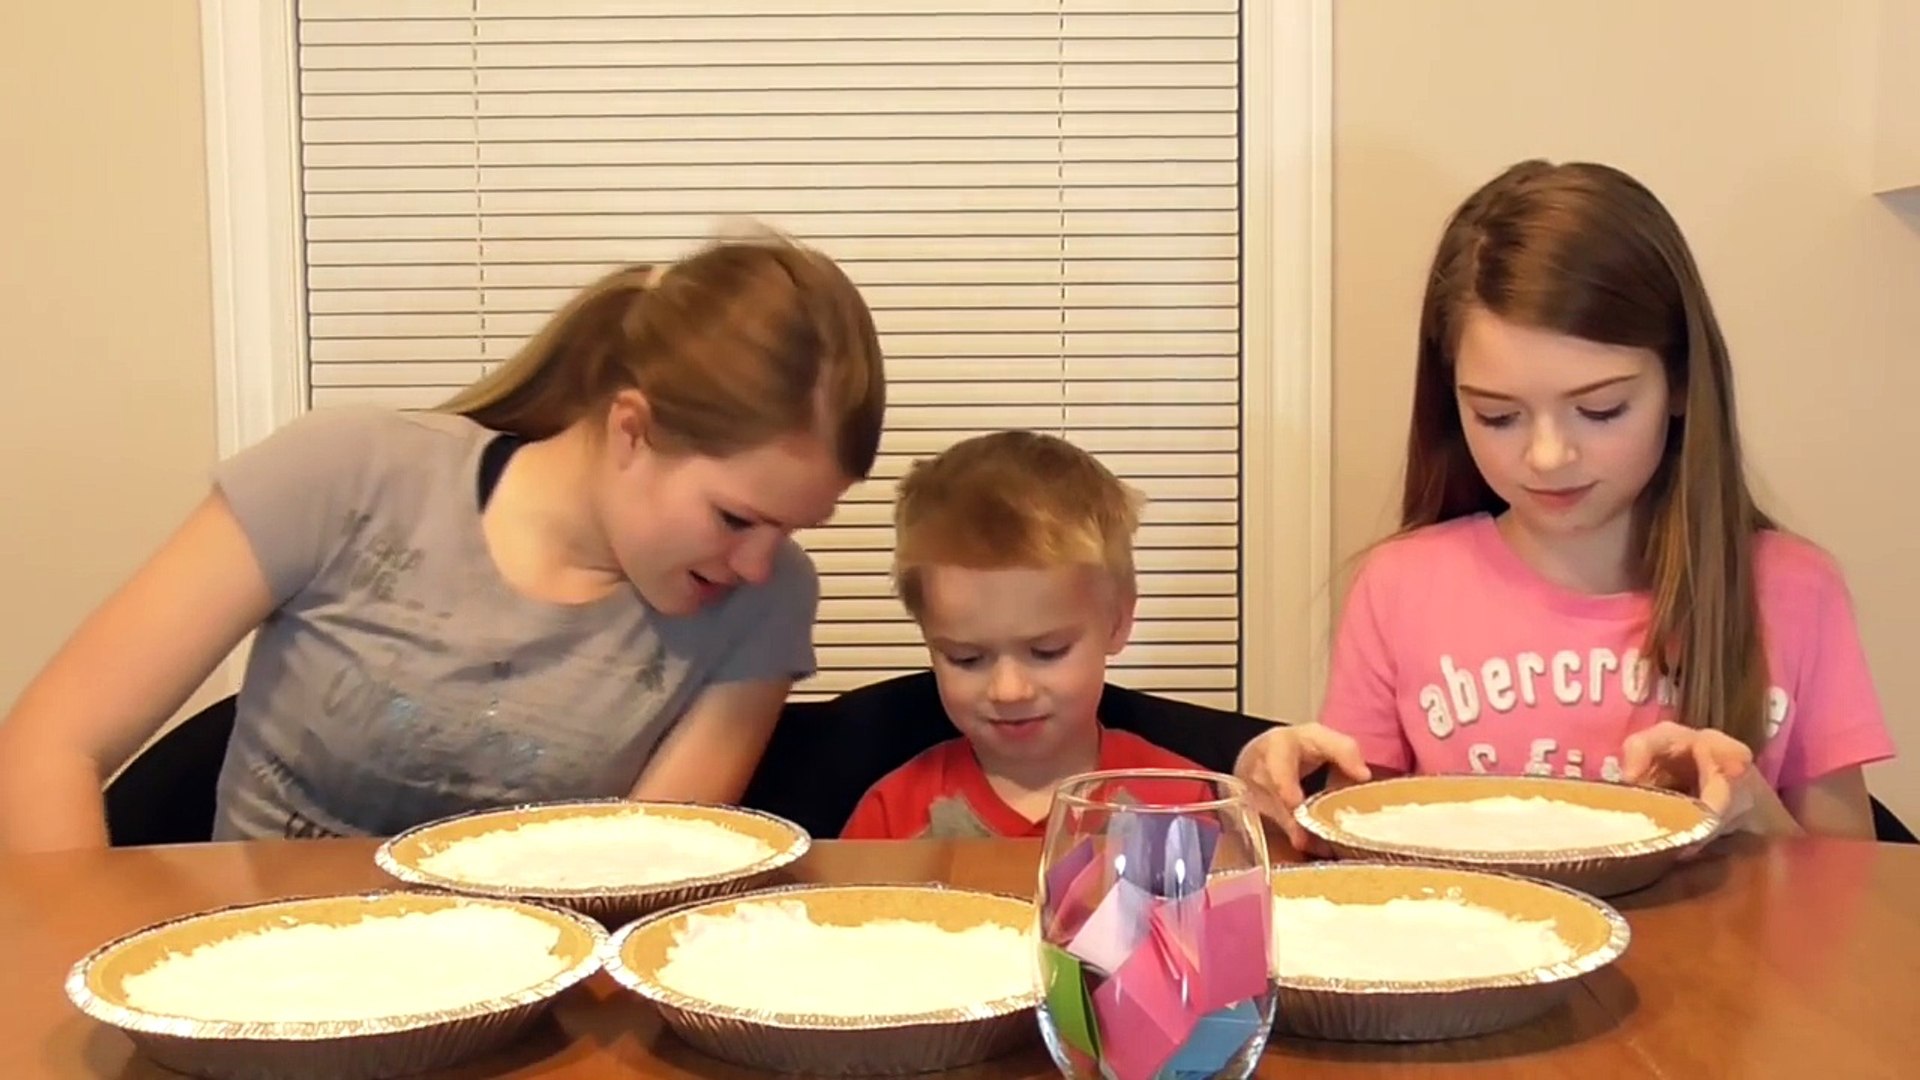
left=1471, top=412, right=1519, bottom=430
left=1578, top=404, right=1628, bottom=422
left=1032, top=646, right=1070, bottom=662
left=942, top=653, right=984, bottom=670
left=717, top=508, right=753, bottom=531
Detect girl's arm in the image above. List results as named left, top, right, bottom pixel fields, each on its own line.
left=1780, top=766, right=1875, bottom=839
left=0, top=493, right=274, bottom=852
left=626, top=677, right=789, bottom=804
left=628, top=538, right=816, bottom=806
left=1314, top=554, right=1416, bottom=776
left=1767, top=540, right=1895, bottom=839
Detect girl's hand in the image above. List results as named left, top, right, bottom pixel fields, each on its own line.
left=1232, top=722, right=1372, bottom=850
left=1723, top=768, right=1805, bottom=838
left=1620, top=721, right=1753, bottom=817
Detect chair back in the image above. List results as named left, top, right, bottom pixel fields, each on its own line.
left=104, top=695, right=237, bottom=846
left=739, top=672, right=1283, bottom=837
left=1872, top=795, right=1917, bottom=845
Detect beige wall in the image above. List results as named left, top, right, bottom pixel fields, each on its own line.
left=1334, top=0, right=1920, bottom=822
left=3, top=2, right=1914, bottom=822
left=0, top=3, right=226, bottom=722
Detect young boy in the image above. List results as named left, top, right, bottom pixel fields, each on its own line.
left=839, top=431, right=1204, bottom=840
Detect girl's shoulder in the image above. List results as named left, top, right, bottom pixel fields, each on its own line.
left=1351, top=515, right=1492, bottom=581
left=313, top=406, right=489, bottom=458
left=1752, top=528, right=1853, bottom=614
left=229, top=406, right=490, bottom=477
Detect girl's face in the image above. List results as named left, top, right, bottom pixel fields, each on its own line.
left=592, top=391, right=850, bottom=616
left=1453, top=306, right=1675, bottom=566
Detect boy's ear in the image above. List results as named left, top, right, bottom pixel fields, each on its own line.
left=1106, top=583, right=1137, bottom=656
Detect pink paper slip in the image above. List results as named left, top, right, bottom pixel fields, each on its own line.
left=1146, top=889, right=1208, bottom=973
left=1090, top=937, right=1198, bottom=1080
left=1067, top=877, right=1154, bottom=974
left=1194, top=868, right=1271, bottom=1014
left=1045, top=842, right=1115, bottom=944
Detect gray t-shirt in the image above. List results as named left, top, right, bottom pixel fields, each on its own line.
left=208, top=407, right=819, bottom=840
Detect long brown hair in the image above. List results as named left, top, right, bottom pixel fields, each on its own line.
left=1402, top=159, right=1773, bottom=751
left=441, top=233, right=885, bottom=479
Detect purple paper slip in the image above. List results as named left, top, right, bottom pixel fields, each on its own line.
left=1114, top=810, right=1222, bottom=898
left=1045, top=835, right=1098, bottom=902
left=1044, top=838, right=1112, bottom=944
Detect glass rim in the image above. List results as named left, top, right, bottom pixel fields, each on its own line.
left=1051, top=767, right=1250, bottom=813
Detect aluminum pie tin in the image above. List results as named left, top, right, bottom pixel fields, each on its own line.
left=65, top=890, right=606, bottom=1080
left=1270, top=861, right=1631, bottom=1043
left=1296, top=774, right=1720, bottom=897
left=603, top=883, right=1042, bottom=1076
left=375, top=798, right=811, bottom=927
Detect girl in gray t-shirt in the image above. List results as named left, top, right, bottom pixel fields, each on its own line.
left=0, top=236, right=885, bottom=849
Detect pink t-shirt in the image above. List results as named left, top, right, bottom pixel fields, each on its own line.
left=1320, top=515, right=1894, bottom=792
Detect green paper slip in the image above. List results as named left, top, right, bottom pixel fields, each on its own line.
left=1042, top=942, right=1100, bottom=1057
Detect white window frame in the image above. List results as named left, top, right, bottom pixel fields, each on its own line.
left=197, top=0, right=1335, bottom=723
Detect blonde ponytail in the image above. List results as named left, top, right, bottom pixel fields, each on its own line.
left=440, top=264, right=657, bottom=440
left=439, top=234, right=885, bottom=478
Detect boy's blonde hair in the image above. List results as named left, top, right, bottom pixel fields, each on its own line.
left=892, top=431, right=1144, bottom=618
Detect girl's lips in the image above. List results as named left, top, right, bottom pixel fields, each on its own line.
left=689, top=570, right=732, bottom=604
left=1525, top=483, right=1595, bottom=510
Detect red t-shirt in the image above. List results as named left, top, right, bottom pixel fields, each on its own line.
left=839, top=727, right=1204, bottom=840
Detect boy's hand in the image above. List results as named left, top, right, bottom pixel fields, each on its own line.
left=1620, top=721, right=1753, bottom=817
left=1232, top=723, right=1372, bottom=851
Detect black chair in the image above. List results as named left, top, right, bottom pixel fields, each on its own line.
left=1872, top=795, right=1917, bottom=845
left=103, top=694, right=237, bottom=847
left=739, top=670, right=1280, bottom=838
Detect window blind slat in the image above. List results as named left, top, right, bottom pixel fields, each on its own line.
left=817, top=498, right=1237, bottom=531
left=306, top=328, right=1244, bottom=362
left=307, top=185, right=1237, bottom=217
left=803, top=522, right=1239, bottom=552
left=300, top=2, right=1238, bottom=19
left=306, top=258, right=1236, bottom=290
left=818, top=571, right=1239, bottom=602
left=307, top=306, right=1245, bottom=342
left=818, top=593, right=1237, bottom=626
left=304, top=209, right=1236, bottom=244
left=810, top=548, right=1236, bottom=578
left=307, top=355, right=1243, bottom=386
left=304, top=13, right=1239, bottom=44
left=303, top=61, right=1236, bottom=114
left=304, top=155, right=1238, bottom=187
left=306, top=281, right=1238, bottom=314
left=815, top=618, right=1237, bottom=648
left=304, top=232, right=1239, bottom=265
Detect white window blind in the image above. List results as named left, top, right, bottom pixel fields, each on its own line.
left=295, top=0, right=1243, bottom=710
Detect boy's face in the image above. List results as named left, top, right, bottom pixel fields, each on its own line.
left=916, top=564, right=1134, bottom=772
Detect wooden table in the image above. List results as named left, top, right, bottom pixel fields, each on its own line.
left=3, top=835, right=1914, bottom=1079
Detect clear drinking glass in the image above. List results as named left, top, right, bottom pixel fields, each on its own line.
left=1035, top=769, right=1275, bottom=1080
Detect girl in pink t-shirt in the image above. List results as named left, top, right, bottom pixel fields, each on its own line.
left=1237, top=160, right=1894, bottom=842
